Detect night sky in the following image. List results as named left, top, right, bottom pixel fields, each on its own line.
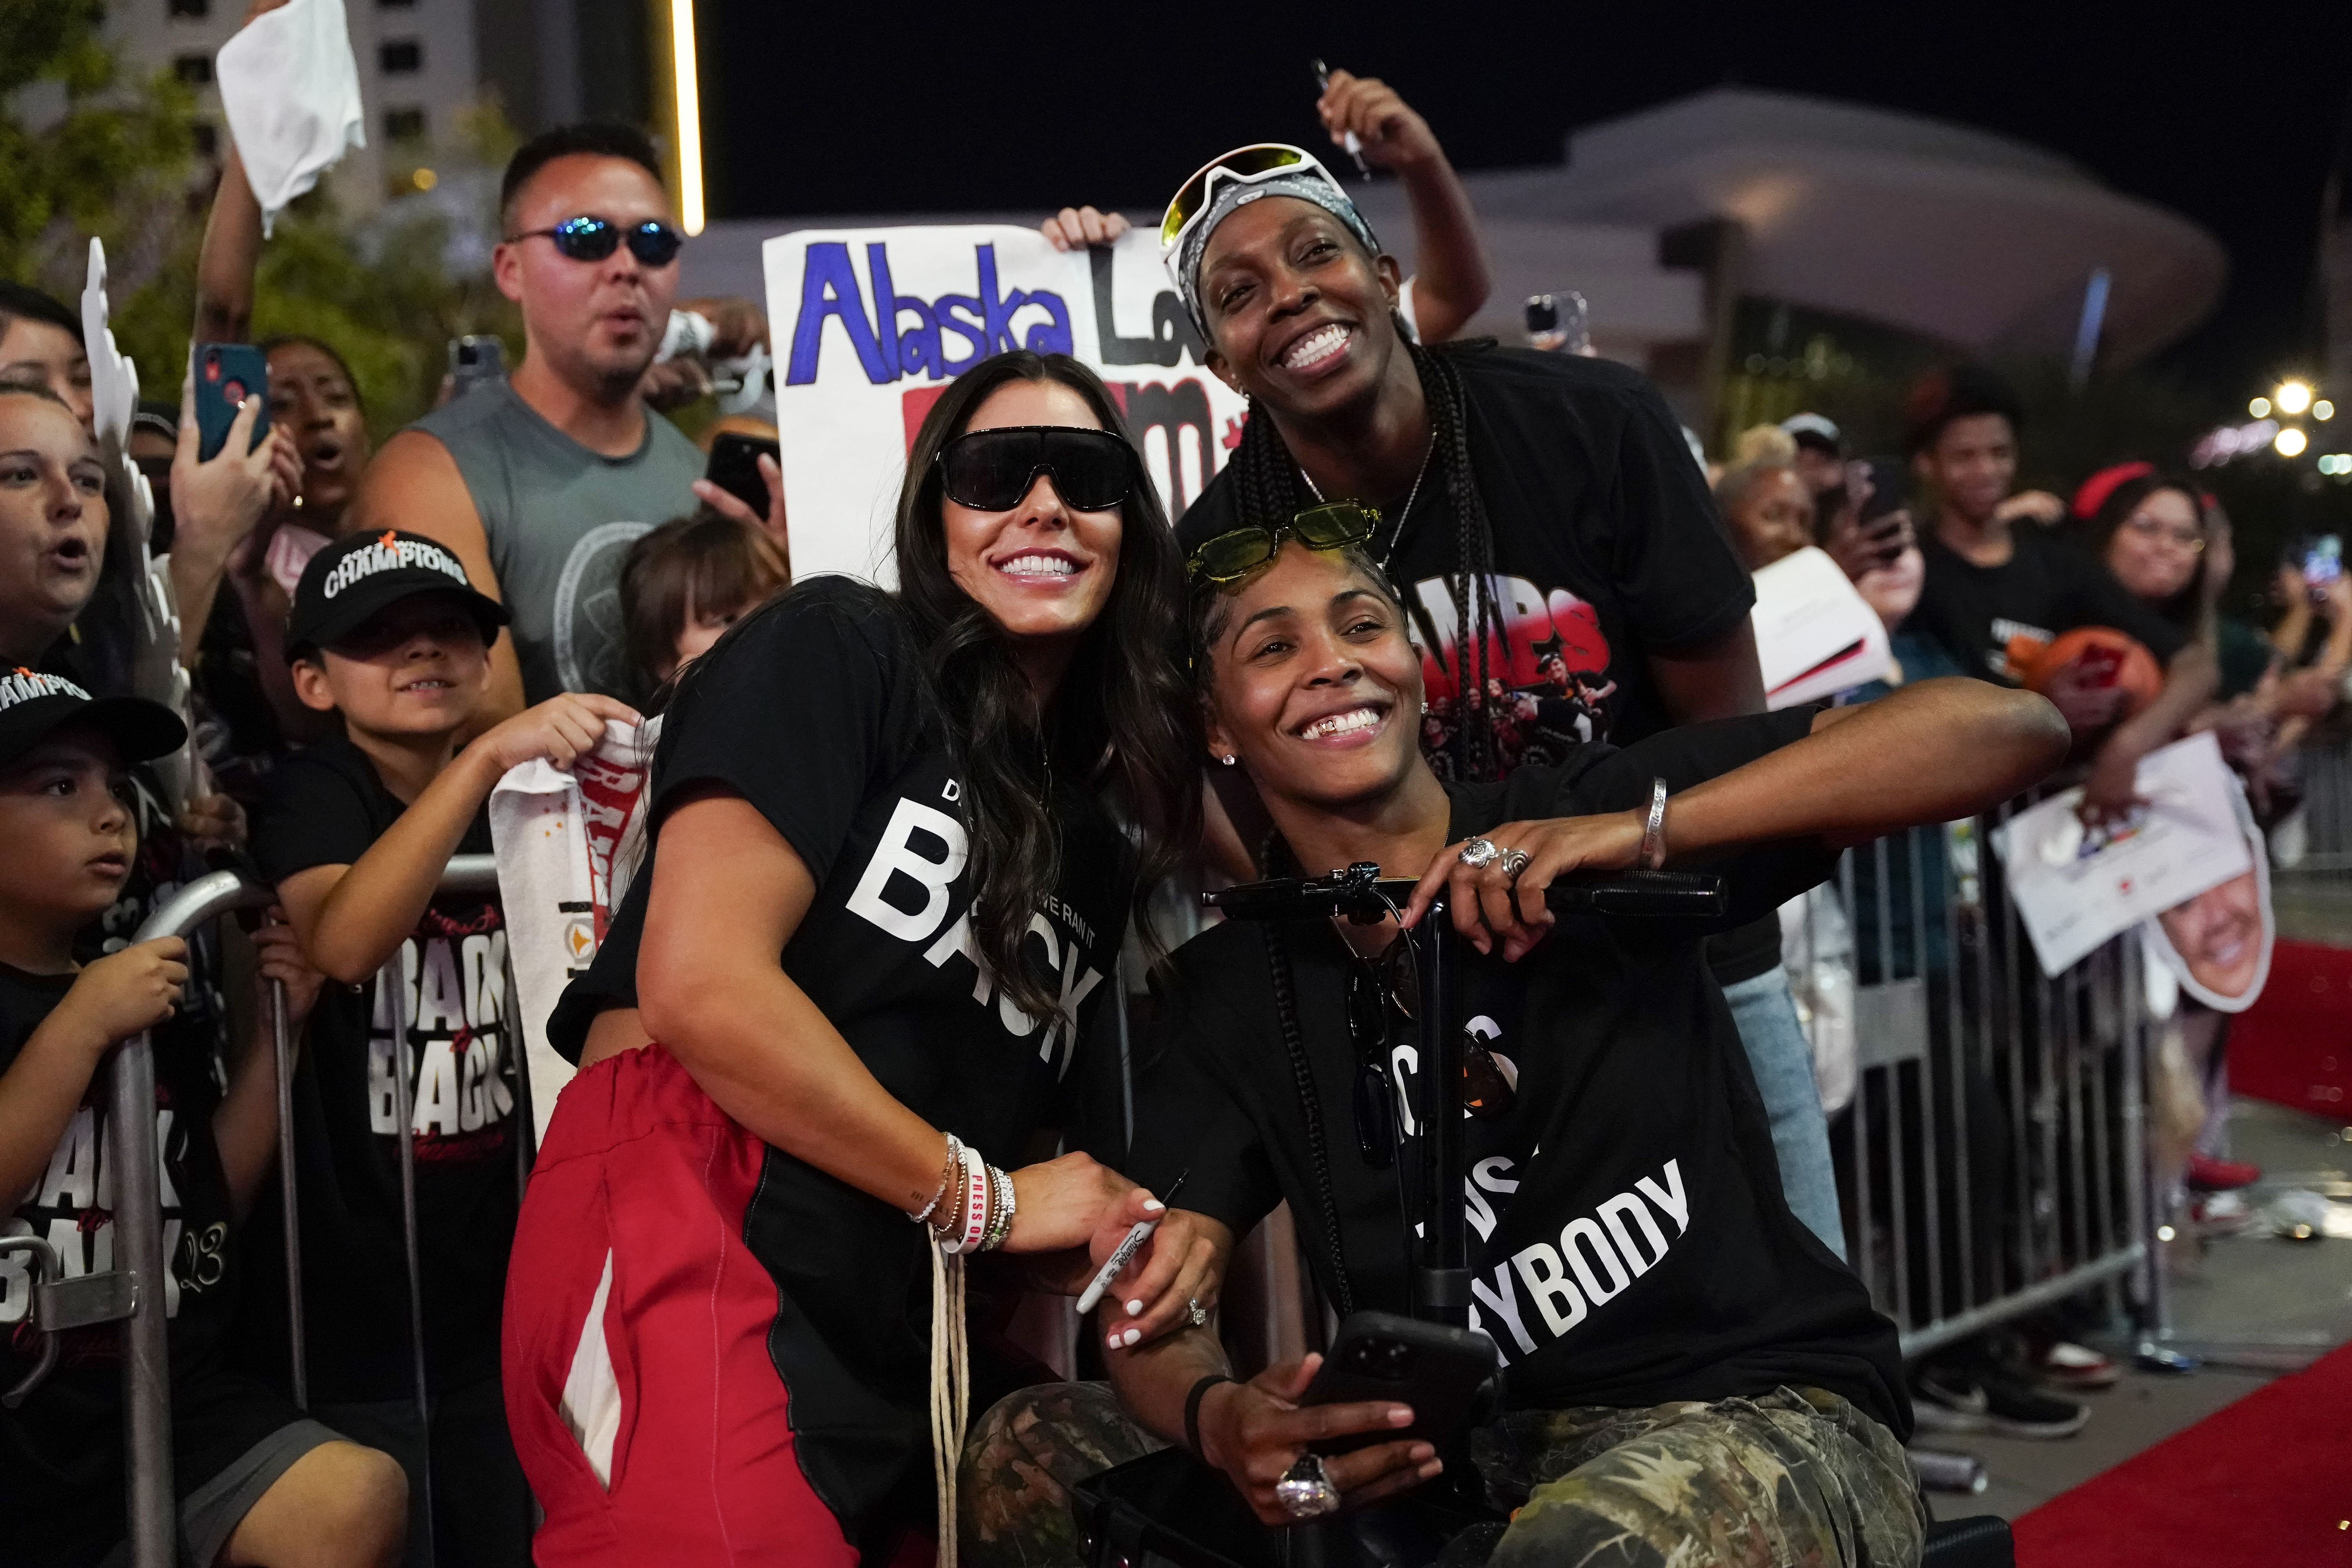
left=704, top=0, right=2352, bottom=396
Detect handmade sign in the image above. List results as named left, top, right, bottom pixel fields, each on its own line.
left=764, top=226, right=1247, bottom=584
left=1749, top=545, right=1893, bottom=708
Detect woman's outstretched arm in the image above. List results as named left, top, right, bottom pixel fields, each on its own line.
left=1408, top=678, right=2069, bottom=955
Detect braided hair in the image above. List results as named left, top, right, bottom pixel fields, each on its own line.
left=1224, top=331, right=1511, bottom=783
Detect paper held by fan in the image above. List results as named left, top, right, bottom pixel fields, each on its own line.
left=1992, top=732, right=2252, bottom=977
left=1749, top=546, right=1892, bottom=709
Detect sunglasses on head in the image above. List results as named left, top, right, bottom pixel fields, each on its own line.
left=506, top=215, right=684, bottom=267
left=1186, top=502, right=1381, bottom=586
left=936, top=426, right=1137, bottom=513
left=1159, top=143, right=1344, bottom=256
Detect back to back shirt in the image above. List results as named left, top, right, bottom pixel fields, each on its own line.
left=1913, top=524, right=2189, bottom=683
left=1130, top=711, right=1907, bottom=1438
left=546, top=577, right=1134, bottom=1528
left=1177, top=345, right=1753, bottom=768
left=245, top=736, right=517, bottom=1401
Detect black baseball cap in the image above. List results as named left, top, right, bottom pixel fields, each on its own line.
left=286, top=528, right=509, bottom=660
left=0, top=666, right=186, bottom=771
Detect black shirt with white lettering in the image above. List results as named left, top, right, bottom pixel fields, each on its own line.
left=242, top=736, right=517, bottom=1401
left=1913, top=526, right=2189, bottom=684
left=1129, top=710, right=1908, bottom=1437
left=549, top=577, right=1134, bottom=1529
left=0, top=963, right=247, bottom=1559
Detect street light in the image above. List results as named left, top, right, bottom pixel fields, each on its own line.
left=2276, top=426, right=2309, bottom=457
left=2318, top=400, right=2337, bottom=422
left=670, top=0, right=704, bottom=236
left=2250, top=396, right=2272, bottom=417
left=2276, top=380, right=2314, bottom=417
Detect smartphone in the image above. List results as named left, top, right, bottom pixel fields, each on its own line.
left=706, top=431, right=780, bottom=518
left=1854, top=458, right=1909, bottom=526
left=2304, top=535, right=2342, bottom=599
left=193, top=343, right=269, bottom=462
left=1524, top=292, right=1590, bottom=355
left=448, top=336, right=506, bottom=399
left=1299, top=1310, right=1499, bottom=1454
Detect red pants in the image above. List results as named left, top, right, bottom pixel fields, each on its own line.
left=503, top=1045, right=860, bottom=1567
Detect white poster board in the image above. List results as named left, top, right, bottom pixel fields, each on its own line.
left=1993, top=732, right=2256, bottom=977
left=764, top=226, right=1247, bottom=585
left=1749, top=545, right=1892, bottom=708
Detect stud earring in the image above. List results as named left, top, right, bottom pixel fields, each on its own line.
left=1221, top=754, right=1237, bottom=766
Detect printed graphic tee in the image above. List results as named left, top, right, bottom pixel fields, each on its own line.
left=0, top=965, right=249, bottom=1560
left=548, top=578, right=1133, bottom=1532
left=1129, top=710, right=1909, bottom=1437
left=1913, top=525, right=2189, bottom=683
left=245, top=736, right=518, bottom=1401
left=1176, top=345, right=1755, bottom=768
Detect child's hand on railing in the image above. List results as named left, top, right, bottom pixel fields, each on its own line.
left=252, top=905, right=325, bottom=1029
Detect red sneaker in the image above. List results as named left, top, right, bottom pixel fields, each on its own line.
left=2186, top=1153, right=2261, bottom=1192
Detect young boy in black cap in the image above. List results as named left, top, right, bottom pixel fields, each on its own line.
left=244, top=529, right=632, bottom=1565
left=0, top=668, right=408, bottom=1567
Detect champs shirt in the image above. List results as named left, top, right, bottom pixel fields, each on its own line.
left=245, top=736, right=517, bottom=1401
left=549, top=578, right=1132, bottom=1528
left=1131, top=710, right=1908, bottom=1438
left=0, top=965, right=245, bottom=1560
left=1177, top=345, right=1753, bottom=769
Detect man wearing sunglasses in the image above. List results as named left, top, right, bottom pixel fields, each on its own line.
left=351, top=123, right=748, bottom=713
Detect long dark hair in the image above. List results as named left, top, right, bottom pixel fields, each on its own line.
left=1223, top=332, right=1509, bottom=782
left=891, top=352, right=1200, bottom=1020
left=2080, top=469, right=2209, bottom=632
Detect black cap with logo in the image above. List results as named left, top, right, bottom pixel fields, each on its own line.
left=286, top=528, right=510, bottom=660
left=0, top=666, right=187, bottom=771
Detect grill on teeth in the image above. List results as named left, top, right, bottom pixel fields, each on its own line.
left=1000, top=554, right=1074, bottom=576
left=1302, top=707, right=1379, bottom=739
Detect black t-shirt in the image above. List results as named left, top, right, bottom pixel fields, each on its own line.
left=548, top=578, right=1135, bottom=1528
left=0, top=963, right=247, bottom=1550
left=1913, top=525, right=2190, bottom=683
left=1129, top=710, right=1909, bottom=1439
left=1177, top=345, right=1754, bottom=764
left=243, top=735, right=517, bottom=1401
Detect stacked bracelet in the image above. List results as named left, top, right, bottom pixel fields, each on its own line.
left=911, top=1134, right=964, bottom=1228
left=980, top=1166, right=1016, bottom=1252
left=946, top=1142, right=990, bottom=1254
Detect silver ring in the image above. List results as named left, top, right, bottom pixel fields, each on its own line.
left=1276, top=1454, right=1341, bottom=1519
left=1458, top=837, right=1499, bottom=870
left=1498, top=848, right=1531, bottom=882
left=1187, top=1297, right=1209, bottom=1328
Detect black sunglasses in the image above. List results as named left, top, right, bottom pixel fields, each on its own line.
left=506, top=216, right=685, bottom=267
left=1186, top=501, right=1381, bottom=586
left=937, top=426, right=1137, bottom=512
left=1343, top=937, right=1514, bottom=1169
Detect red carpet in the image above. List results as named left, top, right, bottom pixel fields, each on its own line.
left=2227, top=939, right=2352, bottom=1115
left=2013, top=1340, right=2352, bottom=1566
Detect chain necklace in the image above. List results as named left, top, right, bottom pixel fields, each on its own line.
left=1298, top=433, right=1434, bottom=573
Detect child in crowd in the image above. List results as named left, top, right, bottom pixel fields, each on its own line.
left=245, top=530, right=633, bottom=1566
left=616, top=506, right=789, bottom=694
left=0, top=670, right=406, bottom=1567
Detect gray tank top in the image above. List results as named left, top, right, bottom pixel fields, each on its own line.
left=412, top=379, right=704, bottom=702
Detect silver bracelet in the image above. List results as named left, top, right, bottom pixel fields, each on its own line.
left=1640, top=777, right=1669, bottom=870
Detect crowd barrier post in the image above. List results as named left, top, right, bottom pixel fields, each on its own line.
left=269, top=978, right=305, bottom=1410
left=1795, top=789, right=2156, bottom=1367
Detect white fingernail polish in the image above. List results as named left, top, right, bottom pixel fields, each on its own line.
left=1123, top=1328, right=1141, bottom=1347
left=1143, top=1199, right=1165, bottom=1212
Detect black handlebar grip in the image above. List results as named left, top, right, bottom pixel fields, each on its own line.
left=1544, top=870, right=1726, bottom=918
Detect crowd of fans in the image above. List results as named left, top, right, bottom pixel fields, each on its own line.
left=0, top=23, right=2341, bottom=1568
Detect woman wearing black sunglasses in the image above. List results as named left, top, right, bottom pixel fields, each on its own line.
left=502, top=351, right=1211, bottom=1567
left=957, top=534, right=2068, bottom=1566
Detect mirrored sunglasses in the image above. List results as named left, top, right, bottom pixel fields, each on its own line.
left=507, top=215, right=685, bottom=267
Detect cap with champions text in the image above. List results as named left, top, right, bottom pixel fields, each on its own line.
left=0, top=666, right=187, bottom=771
left=286, top=528, right=509, bottom=660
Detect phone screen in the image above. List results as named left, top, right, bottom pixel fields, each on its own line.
left=2305, top=536, right=2342, bottom=586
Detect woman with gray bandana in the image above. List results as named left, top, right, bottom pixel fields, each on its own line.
left=1160, top=143, right=1850, bottom=1262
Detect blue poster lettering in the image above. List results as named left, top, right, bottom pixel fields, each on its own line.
left=865, top=244, right=901, bottom=379
left=937, top=296, right=987, bottom=374
left=784, top=241, right=889, bottom=385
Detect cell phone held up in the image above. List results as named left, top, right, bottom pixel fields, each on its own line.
left=1299, top=1311, right=1499, bottom=1454
left=193, top=343, right=270, bottom=462
left=706, top=431, right=780, bottom=519
left=448, top=335, right=506, bottom=401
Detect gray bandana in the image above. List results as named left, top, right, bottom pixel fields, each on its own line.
left=1173, top=171, right=1382, bottom=336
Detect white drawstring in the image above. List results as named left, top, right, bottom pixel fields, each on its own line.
left=928, top=1234, right=970, bottom=1568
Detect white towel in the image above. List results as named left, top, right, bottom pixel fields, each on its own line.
left=489, top=718, right=659, bottom=1141
left=214, top=0, right=365, bottom=236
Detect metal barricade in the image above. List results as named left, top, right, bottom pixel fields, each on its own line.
left=2287, top=740, right=2352, bottom=873
left=8, top=854, right=529, bottom=1568
left=1791, top=796, right=2156, bottom=1361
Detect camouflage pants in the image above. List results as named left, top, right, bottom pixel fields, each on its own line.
left=958, top=1382, right=1922, bottom=1568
